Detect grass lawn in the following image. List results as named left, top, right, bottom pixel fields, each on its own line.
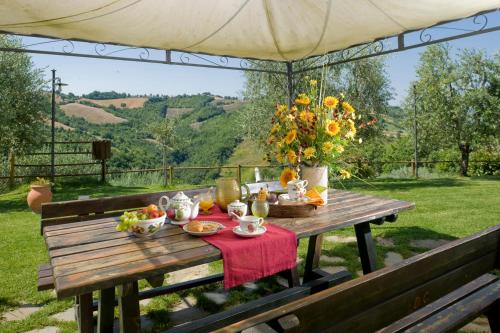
left=0, top=176, right=499, bottom=332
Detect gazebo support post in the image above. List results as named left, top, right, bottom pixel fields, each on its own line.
left=286, top=61, right=294, bottom=109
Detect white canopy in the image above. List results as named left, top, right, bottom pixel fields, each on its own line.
left=0, top=0, right=499, bottom=61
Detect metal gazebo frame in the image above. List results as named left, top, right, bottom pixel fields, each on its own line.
left=0, top=8, right=498, bottom=106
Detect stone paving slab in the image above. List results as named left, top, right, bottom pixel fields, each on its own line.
left=2, top=304, right=43, bottom=321
left=320, top=255, right=345, bottom=264
left=384, top=252, right=404, bottom=266
left=376, top=237, right=395, bottom=247
left=202, top=291, right=229, bottom=305
left=50, top=307, right=75, bottom=322
left=324, top=235, right=357, bottom=243
left=166, top=263, right=211, bottom=285
left=25, top=327, right=58, bottom=333
left=321, top=266, right=348, bottom=275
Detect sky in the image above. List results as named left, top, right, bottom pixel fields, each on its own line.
left=23, top=16, right=500, bottom=106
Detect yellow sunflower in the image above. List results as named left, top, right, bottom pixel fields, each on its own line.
left=309, top=79, right=317, bottom=87
left=276, top=104, right=287, bottom=115
left=303, top=147, right=316, bottom=160
left=325, top=119, right=340, bottom=136
left=295, top=93, right=311, bottom=106
left=347, top=119, right=357, bottom=133
left=280, top=168, right=298, bottom=188
left=287, top=150, right=297, bottom=164
left=285, top=129, right=297, bottom=144
left=323, top=96, right=339, bottom=109
left=336, top=145, right=345, bottom=153
left=340, top=169, right=351, bottom=179
left=322, top=141, right=334, bottom=153
left=342, top=101, right=355, bottom=114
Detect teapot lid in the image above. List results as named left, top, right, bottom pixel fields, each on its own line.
left=171, top=191, right=192, bottom=203
left=228, top=199, right=246, bottom=208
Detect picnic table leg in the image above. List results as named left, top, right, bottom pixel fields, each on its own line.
left=76, top=293, right=93, bottom=333
left=118, top=281, right=140, bottom=333
left=97, top=287, right=115, bottom=333
left=355, top=222, right=377, bottom=274
left=303, top=234, right=323, bottom=283
left=280, top=266, right=300, bottom=287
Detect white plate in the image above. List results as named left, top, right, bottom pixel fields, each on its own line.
left=183, top=221, right=224, bottom=236
left=233, top=226, right=267, bottom=238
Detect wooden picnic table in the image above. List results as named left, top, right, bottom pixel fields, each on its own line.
left=42, top=188, right=414, bottom=333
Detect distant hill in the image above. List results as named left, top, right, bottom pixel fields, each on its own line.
left=60, top=103, right=128, bottom=124
left=79, top=97, right=148, bottom=109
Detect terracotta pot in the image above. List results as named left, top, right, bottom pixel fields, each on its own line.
left=27, top=184, right=53, bottom=214
left=301, top=165, right=329, bottom=202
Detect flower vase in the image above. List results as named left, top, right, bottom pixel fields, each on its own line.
left=301, top=165, right=328, bottom=202
left=27, top=184, right=53, bottom=214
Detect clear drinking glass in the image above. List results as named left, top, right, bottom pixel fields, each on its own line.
left=251, top=200, right=269, bottom=218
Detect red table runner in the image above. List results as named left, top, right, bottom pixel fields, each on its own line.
left=193, top=205, right=297, bottom=289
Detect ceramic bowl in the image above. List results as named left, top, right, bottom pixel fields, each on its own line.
left=128, top=215, right=166, bottom=237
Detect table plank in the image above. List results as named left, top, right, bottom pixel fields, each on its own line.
left=55, top=245, right=222, bottom=298
left=44, top=190, right=414, bottom=299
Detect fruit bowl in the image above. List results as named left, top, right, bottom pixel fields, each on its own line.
left=129, top=215, right=166, bottom=237
left=117, top=204, right=167, bottom=237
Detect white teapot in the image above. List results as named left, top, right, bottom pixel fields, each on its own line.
left=159, top=191, right=199, bottom=224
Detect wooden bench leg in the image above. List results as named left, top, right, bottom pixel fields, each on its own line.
left=486, top=301, right=499, bottom=332
left=355, top=222, right=377, bottom=274
left=97, top=287, right=115, bottom=333
left=118, top=282, right=141, bottom=333
left=303, top=234, right=323, bottom=283
left=77, top=293, right=94, bottom=333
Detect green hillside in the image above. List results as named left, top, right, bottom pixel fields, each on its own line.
left=45, top=93, right=246, bottom=183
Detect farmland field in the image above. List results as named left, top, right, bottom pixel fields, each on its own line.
left=79, top=97, right=148, bottom=109
left=59, top=103, right=128, bottom=124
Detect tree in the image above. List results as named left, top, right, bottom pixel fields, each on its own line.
left=0, top=36, right=48, bottom=187
left=407, top=44, right=499, bottom=176
left=150, top=119, right=176, bottom=186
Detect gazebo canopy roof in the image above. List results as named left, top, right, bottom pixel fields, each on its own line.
left=1, top=0, right=499, bottom=62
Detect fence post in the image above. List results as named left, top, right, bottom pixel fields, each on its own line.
left=101, top=159, right=106, bottom=183
left=8, top=150, right=15, bottom=189
left=411, top=160, right=416, bottom=177
left=168, top=166, right=173, bottom=185
left=237, top=164, right=242, bottom=185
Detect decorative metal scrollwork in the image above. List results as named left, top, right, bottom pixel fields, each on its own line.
left=420, top=12, right=490, bottom=43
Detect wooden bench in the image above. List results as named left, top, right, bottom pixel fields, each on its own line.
left=195, top=225, right=500, bottom=333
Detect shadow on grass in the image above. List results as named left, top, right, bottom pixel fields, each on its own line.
left=337, top=177, right=466, bottom=192
left=318, top=226, right=459, bottom=278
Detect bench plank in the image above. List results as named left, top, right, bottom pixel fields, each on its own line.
left=379, top=273, right=498, bottom=333
left=405, top=280, right=500, bottom=333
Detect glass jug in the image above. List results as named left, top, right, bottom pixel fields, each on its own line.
left=215, top=178, right=250, bottom=211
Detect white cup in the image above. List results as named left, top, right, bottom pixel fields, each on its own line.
left=287, top=179, right=308, bottom=201
left=238, top=216, right=264, bottom=234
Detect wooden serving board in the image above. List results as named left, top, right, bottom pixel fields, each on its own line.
left=249, top=199, right=325, bottom=218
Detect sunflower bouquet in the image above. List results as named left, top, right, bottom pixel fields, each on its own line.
left=267, top=79, right=360, bottom=188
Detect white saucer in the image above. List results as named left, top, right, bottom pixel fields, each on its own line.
left=278, top=194, right=310, bottom=204
left=183, top=221, right=224, bottom=236
left=169, top=219, right=189, bottom=225
left=233, top=226, right=267, bottom=238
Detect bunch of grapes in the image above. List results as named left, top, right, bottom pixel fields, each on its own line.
left=116, top=211, right=140, bottom=232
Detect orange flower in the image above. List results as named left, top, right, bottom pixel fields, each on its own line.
left=299, top=111, right=314, bottom=123
left=323, top=96, right=339, bottom=109
left=325, top=119, right=340, bottom=136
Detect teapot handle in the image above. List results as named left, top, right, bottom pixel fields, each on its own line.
left=241, top=184, right=251, bottom=202
left=158, top=196, right=170, bottom=211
